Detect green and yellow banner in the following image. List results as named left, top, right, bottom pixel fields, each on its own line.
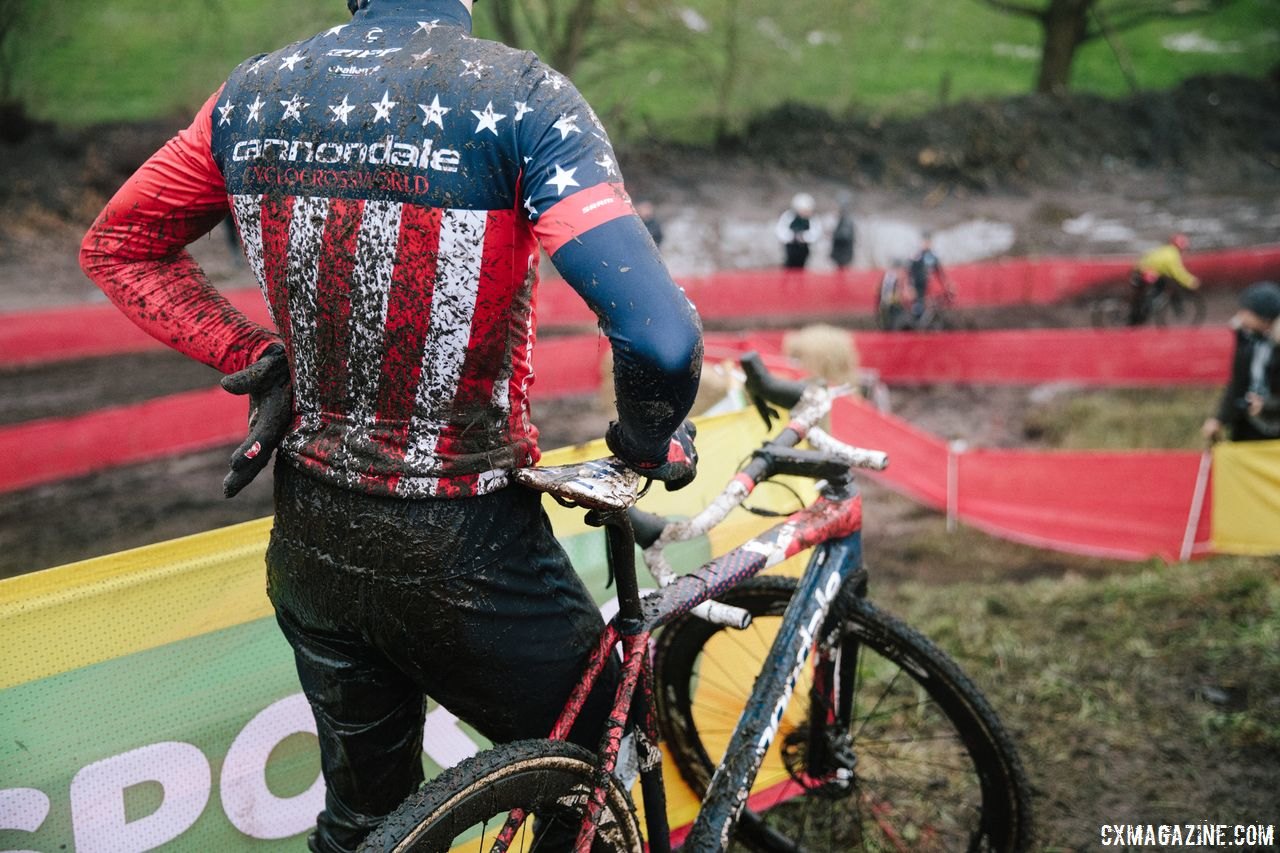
left=0, top=409, right=809, bottom=851
left=1211, top=439, right=1280, bottom=556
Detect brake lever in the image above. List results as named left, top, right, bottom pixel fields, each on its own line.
left=750, top=392, right=777, bottom=431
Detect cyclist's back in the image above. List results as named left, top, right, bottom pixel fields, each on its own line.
left=213, top=6, right=688, bottom=497
left=79, top=3, right=703, bottom=851
left=1135, top=240, right=1199, bottom=291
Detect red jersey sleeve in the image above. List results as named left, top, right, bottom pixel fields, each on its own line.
left=79, top=89, right=280, bottom=374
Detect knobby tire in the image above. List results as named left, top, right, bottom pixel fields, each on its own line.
left=359, top=739, right=643, bottom=853
left=1090, top=296, right=1129, bottom=328
left=654, top=576, right=1033, bottom=852
left=1151, top=287, right=1207, bottom=327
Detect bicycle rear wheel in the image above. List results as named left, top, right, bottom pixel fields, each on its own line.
left=1090, top=296, right=1129, bottom=328
left=359, top=739, right=643, bottom=853
left=655, top=576, right=1032, bottom=852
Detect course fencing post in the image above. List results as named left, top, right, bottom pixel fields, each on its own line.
left=1179, top=449, right=1213, bottom=562
left=947, top=439, right=967, bottom=533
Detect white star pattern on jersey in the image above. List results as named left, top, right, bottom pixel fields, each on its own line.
left=280, top=52, right=305, bottom=72
left=324, top=24, right=348, bottom=37
left=552, top=113, right=582, bottom=140
left=419, top=95, right=451, bottom=129
left=217, top=102, right=235, bottom=126
left=547, top=164, right=580, bottom=195
left=416, top=20, right=441, bottom=35
left=330, top=95, right=356, bottom=125
left=460, top=59, right=488, bottom=79
left=471, top=101, right=506, bottom=135
left=372, top=91, right=398, bottom=123
left=246, top=95, right=264, bottom=123
left=280, top=94, right=310, bottom=122
left=513, top=101, right=532, bottom=122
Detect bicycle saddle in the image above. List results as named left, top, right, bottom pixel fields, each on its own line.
left=514, top=456, right=642, bottom=512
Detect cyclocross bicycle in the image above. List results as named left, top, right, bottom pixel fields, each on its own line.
left=876, top=263, right=966, bottom=332
left=360, top=352, right=1033, bottom=853
left=1090, top=277, right=1207, bottom=328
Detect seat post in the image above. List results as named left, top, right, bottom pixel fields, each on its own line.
left=600, top=510, right=644, bottom=635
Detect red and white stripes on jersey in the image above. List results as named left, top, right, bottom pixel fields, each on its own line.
left=231, top=192, right=541, bottom=498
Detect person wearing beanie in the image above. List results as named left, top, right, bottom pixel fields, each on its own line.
left=1202, top=281, right=1280, bottom=443
left=776, top=192, right=821, bottom=269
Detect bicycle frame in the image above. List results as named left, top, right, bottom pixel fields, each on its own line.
left=526, top=473, right=867, bottom=853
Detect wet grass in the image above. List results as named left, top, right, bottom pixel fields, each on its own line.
left=14, top=0, right=1278, bottom=137
left=1022, top=387, right=1220, bottom=450
left=876, top=554, right=1280, bottom=850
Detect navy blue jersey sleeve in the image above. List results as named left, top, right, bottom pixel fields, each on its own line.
left=514, top=60, right=702, bottom=462
left=552, top=216, right=703, bottom=462
left=514, top=60, right=622, bottom=220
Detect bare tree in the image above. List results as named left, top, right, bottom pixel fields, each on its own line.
left=480, top=0, right=604, bottom=77
left=976, top=0, right=1234, bottom=94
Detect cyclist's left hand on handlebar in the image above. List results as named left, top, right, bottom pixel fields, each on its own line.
left=221, top=343, right=292, bottom=498
left=607, top=420, right=698, bottom=491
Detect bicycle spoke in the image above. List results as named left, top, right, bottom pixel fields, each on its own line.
left=851, top=666, right=908, bottom=741
left=656, top=579, right=1029, bottom=853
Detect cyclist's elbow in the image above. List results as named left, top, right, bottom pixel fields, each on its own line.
left=642, top=317, right=703, bottom=382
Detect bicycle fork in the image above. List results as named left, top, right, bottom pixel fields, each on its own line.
left=684, top=531, right=865, bottom=852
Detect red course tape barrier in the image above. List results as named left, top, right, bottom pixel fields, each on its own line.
left=852, top=326, right=1233, bottom=386
left=0, top=336, right=612, bottom=494
left=5, top=244, right=1278, bottom=368
left=830, top=397, right=1212, bottom=561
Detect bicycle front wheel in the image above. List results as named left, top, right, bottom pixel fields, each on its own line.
left=655, top=576, right=1032, bottom=852
left=359, top=739, right=643, bottom=853
left=1151, top=287, right=1207, bottom=326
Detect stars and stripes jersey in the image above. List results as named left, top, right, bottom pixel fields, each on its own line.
left=80, top=0, right=702, bottom=500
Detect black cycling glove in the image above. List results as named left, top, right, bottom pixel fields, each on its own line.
left=221, top=343, right=292, bottom=498
left=606, top=419, right=698, bottom=491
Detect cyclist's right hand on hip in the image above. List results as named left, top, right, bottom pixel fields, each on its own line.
left=221, top=343, right=292, bottom=498
left=607, top=420, right=698, bottom=491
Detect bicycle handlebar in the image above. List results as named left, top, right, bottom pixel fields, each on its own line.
left=632, top=351, right=889, bottom=627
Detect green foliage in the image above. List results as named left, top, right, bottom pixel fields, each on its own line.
left=13, top=0, right=1279, bottom=139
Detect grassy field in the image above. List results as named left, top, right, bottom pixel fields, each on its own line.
left=874, top=554, right=1280, bottom=849
left=15, top=0, right=1279, bottom=140
left=1023, top=387, right=1222, bottom=450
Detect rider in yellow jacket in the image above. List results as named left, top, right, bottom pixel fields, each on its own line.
left=1129, top=234, right=1200, bottom=324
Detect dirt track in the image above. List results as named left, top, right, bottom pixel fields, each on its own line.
left=2, top=78, right=1279, bottom=851
left=2, top=74, right=1279, bottom=576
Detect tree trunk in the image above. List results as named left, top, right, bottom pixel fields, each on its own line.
left=1035, top=0, right=1093, bottom=94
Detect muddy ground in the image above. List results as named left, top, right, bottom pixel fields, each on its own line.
left=3, top=75, right=1276, bottom=575
left=1, top=76, right=1278, bottom=849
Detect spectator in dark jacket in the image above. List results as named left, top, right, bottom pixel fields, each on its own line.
left=829, top=191, right=856, bottom=270
left=776, top=193, right=821, bottom=270
left=1203, top=281, right=1280, bottom=443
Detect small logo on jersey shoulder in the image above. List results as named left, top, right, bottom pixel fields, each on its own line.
left=327, top=47, right=401, bottom=59
left=330, top=64, right=382, bottom=78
